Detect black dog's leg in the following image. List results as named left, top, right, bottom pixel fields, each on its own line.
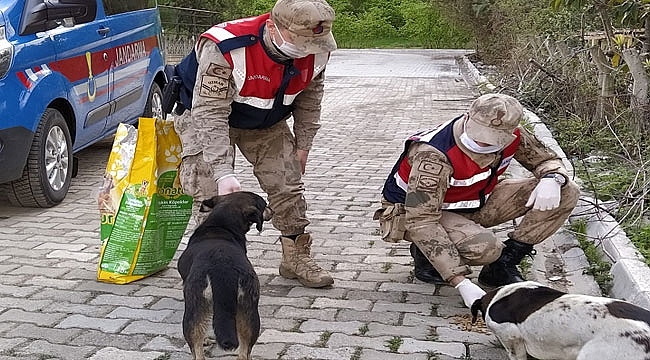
left=183, top=275, right=212, bottom=360
left=210, top=273, right=240, bottom=351
left=236, top=277, right=261, bottom=360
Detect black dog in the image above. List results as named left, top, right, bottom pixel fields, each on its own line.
left=177, top=191, right=272, bottom=360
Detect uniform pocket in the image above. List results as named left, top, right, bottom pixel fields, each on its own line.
left=373, top=203, right=406, bottom=243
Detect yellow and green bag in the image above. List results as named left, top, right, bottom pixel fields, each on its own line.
left=97, top=117, right=192, bottom=284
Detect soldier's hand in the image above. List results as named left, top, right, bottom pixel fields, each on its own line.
left=296, top=149, right=309, bottom=175
left=525, top=178, right=561, bottom=211
left=217, top=175, right=241, bottom=195
left=455, top=278, right=486, bottom=308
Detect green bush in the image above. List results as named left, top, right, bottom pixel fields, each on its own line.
left=629, top=226, right=650, bottom=265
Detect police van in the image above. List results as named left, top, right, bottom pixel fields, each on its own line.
left=0, top=0, right=166, bottom=207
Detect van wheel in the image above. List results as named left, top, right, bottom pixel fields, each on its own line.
left=144, top=82, right=164, bottom=119
left=4, top=108, right=72, bottom=207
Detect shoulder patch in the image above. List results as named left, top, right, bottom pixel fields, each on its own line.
left=418, top=160, right=443, bottom=175
left=415, top=175, right=439, bottom=192
left=199, top=75, right=229, bottom=99
left=206, top=63, right=232, bottom=78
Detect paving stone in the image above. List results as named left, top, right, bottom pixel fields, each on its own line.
left=311, top=298, right=372, bottom=311
left=359, top=348, right=431, bottom=360
left=69, top=329, right=151, bottom=350
left=17, top=339, right=94, bottom=360
left=106, top=306, right=174, bottom=322
left=0, top=284, right=40, bottom=298
left=0, top=297, right=53, bottom=311
left=87, top=347, right=164, bottom=360
left=42, top=302, right=115, bottom=317
left=0, top=337, right=27, bottom=352
left=89, top=294, right=155, bottom=307
left=365, top=322, right=432, bottom=340
left=56, top=314, right=129, bottom=333
left=121, top=320, right=184, bottom=339
left=282, top=344, right=356, bottom=359
left=11, top=324, right=82, bottom=344
left=299, top=319, right=365, bottom=335
left=0, top=309, right=66, bottom=327
left=257, top=329, right=321, bottom=345
left=22, top=276, right=81, bottom=290
left=31, top=288, right=93, bottom=303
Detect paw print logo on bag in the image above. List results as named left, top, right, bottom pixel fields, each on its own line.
left=164, top=144, right=181, bottom=165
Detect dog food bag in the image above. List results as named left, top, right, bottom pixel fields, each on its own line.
left=97, top=117, right=193, bottom=284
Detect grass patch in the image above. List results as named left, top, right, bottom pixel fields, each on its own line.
left=427, top=352, right=439, bottom=360
left=351, top=346, right=363, bottom=360
left=357, top=324, right=369, bottom=335
left=570, top=219, right=613, bottom=295
left=426, top=326, right=438, bottom=341
left=317, top=331, right=332, bottom=347
left=628, top=226, right=650, bottom=265
left=519, top=257, right=532, bottom=279
left=385, top=336, right=403, bottom=353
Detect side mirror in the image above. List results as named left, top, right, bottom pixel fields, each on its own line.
left=20, top=0, right=98, bottom=35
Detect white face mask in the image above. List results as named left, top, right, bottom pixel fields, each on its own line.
left=273, top=27, right=311, bottom=58
left=460, top=120, right=503, bottom=154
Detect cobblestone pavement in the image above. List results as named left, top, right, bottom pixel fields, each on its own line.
left=0, top=49, right=598, bottom=360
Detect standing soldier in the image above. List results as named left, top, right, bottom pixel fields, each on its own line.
left=374, top=93, right=580, bottom=307
left=170, top=0, right=337, bottom=288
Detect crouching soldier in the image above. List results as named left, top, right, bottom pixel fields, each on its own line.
left=374, top=93, right=580, bottom=308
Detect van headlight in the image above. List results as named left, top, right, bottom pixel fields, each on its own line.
left=0, top=26, right=13, bottom=79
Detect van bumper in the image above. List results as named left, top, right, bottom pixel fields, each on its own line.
left=0, top=127, right=33, bottom=183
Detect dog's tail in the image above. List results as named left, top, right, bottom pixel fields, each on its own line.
left=209, top=272, right=240, bottom=351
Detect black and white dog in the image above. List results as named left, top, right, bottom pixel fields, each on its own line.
left=471, top=281, right=650, bottom=360
left=177, top=191, right=272, bottom=360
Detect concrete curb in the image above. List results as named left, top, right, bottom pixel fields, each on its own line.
left=573, top=197, right=650, bottom=308
left=456, top=55, right=650, bottom=307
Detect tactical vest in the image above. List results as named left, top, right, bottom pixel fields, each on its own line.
left=383, top=116, right=521, bottom=210
left=174, top=14, right=329, bottom=129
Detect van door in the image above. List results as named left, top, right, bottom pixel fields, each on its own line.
left=102, top=0, right=161, bottom=127
left=47, top=1, right=113, bottom=148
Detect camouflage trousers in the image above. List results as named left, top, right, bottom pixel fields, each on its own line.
left=178, top=120, right=309, bottom=235
left=376, top=177, right=580, bottom=279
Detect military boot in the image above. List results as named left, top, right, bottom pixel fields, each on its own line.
left=410, top=243, right=446, bottom=285
left=279, top=234, right=334, bottom=288
left=478, top=238, right=534, bottom=287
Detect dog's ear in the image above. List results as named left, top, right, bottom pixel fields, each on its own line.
left=263, top=206, right=273, bottom=222
left=471, top=298, right=484, bottom=324
left=200, top=196, right=219, bottom=213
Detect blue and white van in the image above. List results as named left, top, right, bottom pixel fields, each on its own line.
left=0, top=0, right=166, bottom=207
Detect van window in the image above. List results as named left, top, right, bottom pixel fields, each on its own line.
left=102, top=0, right=156, bottom=15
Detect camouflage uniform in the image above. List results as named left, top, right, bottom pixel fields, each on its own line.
left=175, top=27, right=323, bottom=231
left=376, top=119, right=580, bottom=282
left=175, top=13, right=334, bottom=288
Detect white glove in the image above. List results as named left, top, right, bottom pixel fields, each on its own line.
left=216, top=175, right=241, bottom=195
left=455, top=278, right=486, bottom=308
left=525, top=177, right=561, bottom=211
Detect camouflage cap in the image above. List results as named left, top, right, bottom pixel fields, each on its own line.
left=271, top=0, right=337, bottom=54
left=466, top=93, right=523, bottom=147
